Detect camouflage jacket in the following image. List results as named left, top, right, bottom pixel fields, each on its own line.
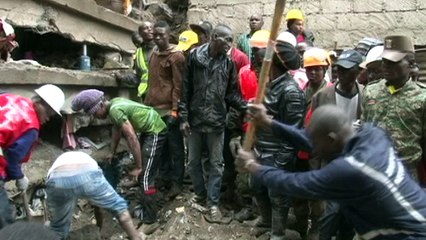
left=362, top=79, right=426, bottom=164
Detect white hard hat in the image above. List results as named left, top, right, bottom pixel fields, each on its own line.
left=34, top=84, right=65, bottom=116
left=0, top=18, right=14, bottom=36
left=359, top=45, right=384, bottom=69
left=276, top=31, right=297, bottom=47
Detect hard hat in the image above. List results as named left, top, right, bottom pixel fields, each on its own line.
left=34, top=84, right=65, bottom=116
left=176, top=30, right=199, bottom=51
left=303, top=48, right=331, bottom=67
left=276, top=31, right=297, bottom=47
left=285, top=9, right=304, bottom=21
left=0, top=18, right=14, bottom=36
left=250, top=30, right=270, bottom=48
left=359, top=45, right=384, bottom=69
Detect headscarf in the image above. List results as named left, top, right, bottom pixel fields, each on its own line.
left=274, top=40, right=300, bottom=70
left=71, top=89, right=104, bottom=114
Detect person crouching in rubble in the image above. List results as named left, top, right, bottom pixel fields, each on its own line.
left=0, top=84, right=65, bottom=229
left=0, top=18, right=18, bottom=62
left=46, top=151, right=142, bottom=240
left=71, top=89, right=167, bottom=235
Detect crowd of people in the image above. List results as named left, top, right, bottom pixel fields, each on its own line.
left=1, top=7, right=426, bottom=240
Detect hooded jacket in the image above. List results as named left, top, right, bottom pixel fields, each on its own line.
left=179, top=43, right=246, bottom=133
left=256, top=121, right=426, bottom=239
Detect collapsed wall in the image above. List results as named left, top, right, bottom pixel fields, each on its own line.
left=187, top=0, right=426, bottom=49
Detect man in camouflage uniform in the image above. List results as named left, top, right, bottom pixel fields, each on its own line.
left=362, top=35, right=426, bottom=182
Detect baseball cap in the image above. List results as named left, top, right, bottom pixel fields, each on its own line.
left=189, top=21, right=213, bottom=36
left=381, top=35, right=414, bottom=62
left=176, top=30, right=199, bottom=51
left=335, top=49, right=363, bottom=69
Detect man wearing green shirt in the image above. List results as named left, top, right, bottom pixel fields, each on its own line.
left=72, top=89, right=166, bottom=235
left=236, top=14, right=264, bottom=60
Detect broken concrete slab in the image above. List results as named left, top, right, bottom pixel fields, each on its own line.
left=1, top=0, right=141, bottom=53
left=0, top=61, right=119, bottom=87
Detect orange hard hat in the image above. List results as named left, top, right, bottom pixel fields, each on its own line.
left=303, top=48, right=331, bottom=67
left=250, top=30, right=270, bottom=48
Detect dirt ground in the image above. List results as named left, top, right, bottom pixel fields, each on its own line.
left=10, top=140, right=303, bottom=240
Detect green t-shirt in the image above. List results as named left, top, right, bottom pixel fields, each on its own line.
left=109, top=98, right=166, bottom=134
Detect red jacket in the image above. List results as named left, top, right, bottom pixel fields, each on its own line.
left=0, top=94, right=40, bottom=179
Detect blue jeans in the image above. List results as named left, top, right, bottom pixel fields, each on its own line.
left=46, top=169, right=128, bottom=239
left=188, top=131, right=224, bottom=206
left=0, top=180, right=14, bottom=229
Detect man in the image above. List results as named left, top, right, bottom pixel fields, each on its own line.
left=71, top=89, right=166, bottom=235
left=236, top=14, right=264, bottom=58
left=310, top=49, right=364, bottom=240
left=238, top=104, right=426, bottom=240
left=117, top=21, right=155, bottom=99
left=175, top=30, right=199, bottom=55
left=251, top=33, right=305, bottom=240
left=362, top=35, right=426, bottom=182
left=312, top=49, right=363, bottom=122
left=0, top=84, right=64, bottom=229
left=179, top=24, right=246, bottom=222
left=302, top=47, right=333, bottom=123
left=292, top=47, right=334, bottom=240
left=358, top=45, right=384, bottom=85
left=144, top=21, right=186, bottom=199
left=46, top=151, right=142, bottom=240
left=189, top=21, right=213, bottom=45
left=285, top=9, right=315, bottom=46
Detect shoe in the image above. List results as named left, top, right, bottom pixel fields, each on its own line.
left=167, top=183, right=182, bottom=200
left=234, top=207, right=254, bottom=222
left=140, top=222, right=160, bottom=235
left=209, top=205, right=222, bottom=223
left=189, top=194, right=206, bottom=205
left=253, top=216, right=271, bottom=228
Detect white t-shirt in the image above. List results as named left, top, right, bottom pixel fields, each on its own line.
left=335, top=92, right=358, bottom=122
left=47, top=151, right=99, bottom=178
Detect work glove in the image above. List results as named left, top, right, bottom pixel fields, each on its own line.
left=229, top=136, right=242, bottom=158
left=16, top=176, right=29, bottom=191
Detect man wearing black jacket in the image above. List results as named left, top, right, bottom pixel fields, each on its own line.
left=251, top=33, right=306, bottom=240
left=179, top=24, right=246, bottom=222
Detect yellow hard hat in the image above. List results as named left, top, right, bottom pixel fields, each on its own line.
left=303, top=48, right=331, bottom=67
left=250, top=30, right=270, bottom=48
left=176, top=30, right=199, bottom=51
left=286, top=9, right=304, bottom=21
